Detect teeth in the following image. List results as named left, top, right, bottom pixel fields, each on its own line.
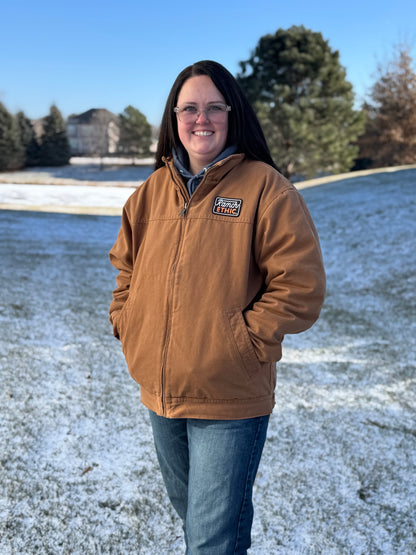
left=194, top=131, right=213, bottom=136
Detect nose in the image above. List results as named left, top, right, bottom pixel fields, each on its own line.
left=195, top=109, right=209, bottom=123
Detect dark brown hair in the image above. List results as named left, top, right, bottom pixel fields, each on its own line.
left=154, top=60, right=278, bottom=171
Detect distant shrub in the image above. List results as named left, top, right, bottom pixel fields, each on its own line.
left=0, top=102, right=25, bottom=171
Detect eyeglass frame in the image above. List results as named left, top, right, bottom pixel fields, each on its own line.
left=173, top=103, right=231, bottom=123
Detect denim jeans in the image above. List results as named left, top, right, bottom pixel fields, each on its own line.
left=148, top=410, right=269, bottom=554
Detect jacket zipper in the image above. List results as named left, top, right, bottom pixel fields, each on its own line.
left=179, top=202, right=188, bottom=216
left=160, top=194, right=188, bottom=415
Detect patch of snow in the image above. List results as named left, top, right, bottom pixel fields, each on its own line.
left=70, top=156, right=155, bottom=166
left=0, top=183, right=136, bottom=214
left=0, top=167, right=415, bottom=553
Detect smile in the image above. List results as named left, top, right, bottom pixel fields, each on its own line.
left=194, top=131, right=213, bottom=136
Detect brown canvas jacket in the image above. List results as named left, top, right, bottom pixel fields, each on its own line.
left=109, top=154, right=326, bottom=419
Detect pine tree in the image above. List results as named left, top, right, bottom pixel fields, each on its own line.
left=357, top=45, right=416, bottom=168
left=0, top=103, right=24, bottom=171
left=16, top=111, right=40, bottom=167
left=237, top=26, right=365, bottom=179
left=39, top=104, right=71, bottom=166
left=118, top=105, right=152, bottom=155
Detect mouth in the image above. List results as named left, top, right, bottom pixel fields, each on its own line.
left=193, top=131, right=213, bottom=136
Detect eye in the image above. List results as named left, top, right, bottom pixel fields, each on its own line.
left=181, top=105, right=198, bottom=114
left=207, top=104, right=225, bottom=113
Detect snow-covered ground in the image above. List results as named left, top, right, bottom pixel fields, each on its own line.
left=0, top=167, right=415, bottom=554
left=0, top=159, right=153, bottom=215
left=0, top=158, right=154, bottom=187
left=0, top=183, right=137, bottom=215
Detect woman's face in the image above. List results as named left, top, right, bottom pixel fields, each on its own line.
left=176, top=75, right=229, bottom=175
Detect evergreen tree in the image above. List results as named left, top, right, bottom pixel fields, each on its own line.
left=236, top=25, right=365, bottom=179
left=0, top=103, right=24, bottom=171
left=16, top=111, right=40, bottom=167
left=118, top=105, right=152, bottom=155
left=357, top=45, right=416, bottom=168
left=39, top=104, right=71, bottom=166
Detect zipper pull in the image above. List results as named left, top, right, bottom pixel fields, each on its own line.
left=179, top=202, right=188, bottom=216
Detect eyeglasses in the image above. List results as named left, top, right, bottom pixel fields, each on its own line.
left=174, top=103, right=231, bottom=124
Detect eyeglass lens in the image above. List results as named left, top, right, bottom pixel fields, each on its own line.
left=176, top=105, right=229, bottom=123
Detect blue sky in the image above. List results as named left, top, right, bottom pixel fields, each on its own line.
left=1, top=0, right=415, bottom=126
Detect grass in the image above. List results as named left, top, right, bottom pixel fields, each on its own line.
left=0, top=167, right=415, bottom=554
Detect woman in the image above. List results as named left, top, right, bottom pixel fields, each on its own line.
left=109, top=60, right=325, bottom=554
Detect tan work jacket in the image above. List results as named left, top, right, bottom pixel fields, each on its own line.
left=109, top=154, right=326, bottom=419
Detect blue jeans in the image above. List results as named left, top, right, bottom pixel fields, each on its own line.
left=148, top=411, right=269, bottom=554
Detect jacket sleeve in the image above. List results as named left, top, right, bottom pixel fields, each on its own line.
left=108, top=205, right=134, bottom=338
left=245, top=187, right=326, bottom=362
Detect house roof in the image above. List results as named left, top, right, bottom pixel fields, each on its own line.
left=67, top=108, right=118, bottom=124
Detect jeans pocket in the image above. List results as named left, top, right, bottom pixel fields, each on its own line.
left=224, top=309, right=262, bottom=380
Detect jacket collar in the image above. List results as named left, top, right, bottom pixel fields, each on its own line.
left=173, top=145, right=238, bottom=196
left=163, top=152, right=245, bottom=198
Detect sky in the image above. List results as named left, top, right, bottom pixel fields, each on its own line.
left=1, top=0, right=415, bottom=126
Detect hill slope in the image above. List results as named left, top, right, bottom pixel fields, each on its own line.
left=0, top=168, right=415, bottom=553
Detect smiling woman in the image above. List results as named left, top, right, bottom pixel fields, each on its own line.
left=108, top=59, right=326, bottom=553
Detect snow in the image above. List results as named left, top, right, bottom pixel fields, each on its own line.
left=0, top=167, right=415, bottom=554
left=0, top=183, right=136, bottom=215
left=69, top=156, right=155, bottom=166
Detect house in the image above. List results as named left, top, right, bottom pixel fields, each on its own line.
left=66, top=109, right=120, bottom=156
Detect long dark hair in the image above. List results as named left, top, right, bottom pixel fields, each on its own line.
left=154, top=60, right=278, bottom=171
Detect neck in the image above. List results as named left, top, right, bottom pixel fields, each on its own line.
left=190, top=161, right=206, bottom=175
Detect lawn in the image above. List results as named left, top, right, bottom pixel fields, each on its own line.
left=0, top=168, right=415, bottom=554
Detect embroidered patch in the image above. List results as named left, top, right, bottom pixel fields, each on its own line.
left=212, top=197, right=243, bottom=217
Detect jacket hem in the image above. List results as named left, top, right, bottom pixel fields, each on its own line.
left=140, top=387, right=275, bottom=420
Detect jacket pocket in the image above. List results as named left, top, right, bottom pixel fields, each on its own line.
left=117, top=293, right=135, bottom=345
left=224, top=309, right=262, bottom=380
